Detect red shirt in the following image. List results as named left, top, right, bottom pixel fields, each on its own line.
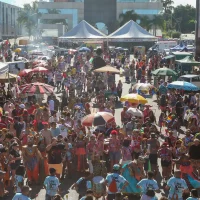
left=28, top=106, right=36, bottom=115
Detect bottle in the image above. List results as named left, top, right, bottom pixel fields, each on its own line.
left=64, top=194, right=68, bottom=200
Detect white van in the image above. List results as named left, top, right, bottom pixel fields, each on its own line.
left=178, top=74, right=200, bottom=88
left=149, top=41, right=178, bottom=53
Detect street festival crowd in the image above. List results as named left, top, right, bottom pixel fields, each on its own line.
left=0, top=43, right=200, bottom=200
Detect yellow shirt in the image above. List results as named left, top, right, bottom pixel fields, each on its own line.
left=71, top=68, right=76, bottom=75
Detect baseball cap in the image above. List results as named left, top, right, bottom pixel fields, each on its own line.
left=113, top=164, right=120, bottom=170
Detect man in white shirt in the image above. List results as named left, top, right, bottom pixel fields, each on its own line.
left=58, top=118, right=69, bottom=138
left=48, top=98, right=54, bottom=115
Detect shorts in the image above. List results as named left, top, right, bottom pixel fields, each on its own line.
left=10, top=160, right=21, bottom=170
left=161, top=160, right=172, bottom=167
left=107, top=194, right=116, bottom=200
left=149, top=154, right=158, bottom=165
left=109, top=151, right=121, bottom=161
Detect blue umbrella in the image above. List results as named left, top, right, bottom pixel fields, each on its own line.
left=79, top=47, right=91, bottom=52
left=167, top=81, right=199, bottom=91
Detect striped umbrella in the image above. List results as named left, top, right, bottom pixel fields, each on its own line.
left=20, top=82, right=54, bottom=94
left=81, top=112, right=114, bottom=126
left=32, top=66, right=48, bottom=73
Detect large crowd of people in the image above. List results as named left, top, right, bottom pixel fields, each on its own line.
left=0, top=40, right=199, bottom=200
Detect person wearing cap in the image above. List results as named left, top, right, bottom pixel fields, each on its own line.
left=18, top=104, right=28, bottom=123
left=44, top=168, right=60, bottom=200
left=126, top=117, right=137, bottom=136
left=166, top=170, right=189, bottom=200
left=104, top=164, right=129, bottom=200
left=158, top=142, right=172, bottom=182
left=137, top=171, right=159, bottom=200
left=12, top=185, right=31, bottom=200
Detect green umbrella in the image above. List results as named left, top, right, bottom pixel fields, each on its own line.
left=152, top=68, right=178, bottom=76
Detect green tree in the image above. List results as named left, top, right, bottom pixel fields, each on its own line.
left=162, top=0, right=174, bottom=13
left=171, top=31, right=181, bottom=38
left=119, top=10, right=139, bottom=26
left=17, top=1, right=41, bottom=38
left=172, top=4, right=195, bottom=33
left=139, top=15, right=152, bottom=31
left=151, top=15, right=164, bottom=36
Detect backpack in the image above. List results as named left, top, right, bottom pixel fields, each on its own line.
left=108, top=175, right=118, bottom=193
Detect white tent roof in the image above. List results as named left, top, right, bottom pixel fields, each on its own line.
left=0, top=62, right=9, bottom=74
left=108, top=20, right=157, bottom=42
left=59, top=20, right=106, bottom=41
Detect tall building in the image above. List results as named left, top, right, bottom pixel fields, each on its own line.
left=38, top=0, right=163, bottom=37
left=0, top=1, right=22, bottom=39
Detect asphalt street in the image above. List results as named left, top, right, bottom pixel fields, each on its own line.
left=7, top=55, right=186, bottom=200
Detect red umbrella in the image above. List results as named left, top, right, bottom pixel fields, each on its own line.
left=19, top=69, right=33, bottom=77
left=32, top=66, right=48, bottom=73
left=20, top=82, right=54, bottom=94
left=81, top=112, right=114, bottom=126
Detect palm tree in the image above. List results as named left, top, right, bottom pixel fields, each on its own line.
left=119, top=10, right=139, bottom=26
left=151, top=15, right=164, bottom=36
left=17, top=1, right=41, bottom=38
left=139, top=16, right=152, bottom=31
left=162, top=0, right=174, bottom=13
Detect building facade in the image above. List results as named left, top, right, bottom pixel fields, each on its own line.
left=0, top=1, right=22, bottom=39
left=38, top=0, right=163, bottom=36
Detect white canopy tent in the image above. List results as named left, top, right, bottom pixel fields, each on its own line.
left=108, top=20, right=157, bottom=42
left=0, top=62, right=9, bottom=74
left=59, top=20, right=106, bottom=41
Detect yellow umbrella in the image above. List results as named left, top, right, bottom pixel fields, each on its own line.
left=14, top=48, right=21, bottom=53
left=120, top=93, right=148, bottom=104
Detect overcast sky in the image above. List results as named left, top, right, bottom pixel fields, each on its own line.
left=2, top=0, right=197, bottom=8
